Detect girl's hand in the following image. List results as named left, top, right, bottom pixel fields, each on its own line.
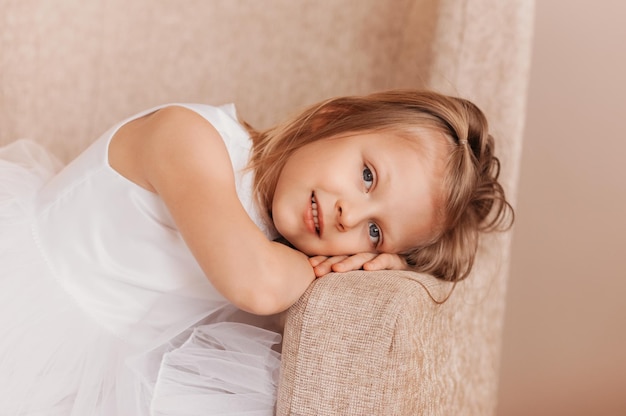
left=308, top=253, right=408, bottom=278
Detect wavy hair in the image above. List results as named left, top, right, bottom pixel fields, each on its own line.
left=245, top=90, right=514, bottom=282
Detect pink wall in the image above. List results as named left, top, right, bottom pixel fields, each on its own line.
left=497, top=0, right=626, bottom=414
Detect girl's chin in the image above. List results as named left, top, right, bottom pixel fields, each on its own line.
left=274, top=233, right=305, bottom=251
left=286, top=238, right=318, bottom=256
left=290, top=241, right=313, bottom=255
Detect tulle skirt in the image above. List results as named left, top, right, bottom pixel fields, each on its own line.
left=0, top=140, right=281, bottom=415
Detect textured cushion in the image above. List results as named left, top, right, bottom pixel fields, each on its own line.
left=278, top=271, right=454, bottom=415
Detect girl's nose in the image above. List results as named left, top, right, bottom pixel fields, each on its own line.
left=336, top=199, right=366, bottom=231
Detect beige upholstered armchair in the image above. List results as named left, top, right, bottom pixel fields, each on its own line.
left=0, top=1, right=533, bottom=414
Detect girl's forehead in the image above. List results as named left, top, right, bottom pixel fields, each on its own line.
left=337, top=125, right=446, bottom=145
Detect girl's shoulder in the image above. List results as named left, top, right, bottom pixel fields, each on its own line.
left=171, top=103, right=251, bottom=150
left=110, top=105, right=235, bottom=194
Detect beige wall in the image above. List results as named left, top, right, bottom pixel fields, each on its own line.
left=497, top=1, right=626, bottom=415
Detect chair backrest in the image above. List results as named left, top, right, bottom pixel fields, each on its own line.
left=0, top=0, right=437, bottom=161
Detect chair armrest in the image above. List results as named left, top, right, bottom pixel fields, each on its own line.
left=276, top=270, right=453, bottom=416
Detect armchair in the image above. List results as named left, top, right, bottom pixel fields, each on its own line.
left=0, top=0, right=533, bottom=414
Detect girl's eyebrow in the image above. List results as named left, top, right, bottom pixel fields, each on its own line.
left=372, top=154, right=390, bottom=189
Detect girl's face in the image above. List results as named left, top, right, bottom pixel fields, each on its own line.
left=271, top=130, right=444, bottom=256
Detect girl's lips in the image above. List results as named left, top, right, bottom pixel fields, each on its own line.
left=304, top=193, right=317, bottom=235
left=304, top=191, right=323, bottom=237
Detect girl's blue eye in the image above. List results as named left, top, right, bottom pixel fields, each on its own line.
left=363, top=166, right=374, bottom=190
left=368, top=222, right=380, bottom=245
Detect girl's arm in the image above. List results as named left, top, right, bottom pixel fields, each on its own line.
left=110, top=106, right=316, bottom=315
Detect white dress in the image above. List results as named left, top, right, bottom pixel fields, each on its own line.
left=0, top=104, right=282, bottom=415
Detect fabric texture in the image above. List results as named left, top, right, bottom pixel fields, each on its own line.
left=0, top=105, right=280, bottom=415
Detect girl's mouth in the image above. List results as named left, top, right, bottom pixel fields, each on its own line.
left=311, top=192, right=321, bottom=236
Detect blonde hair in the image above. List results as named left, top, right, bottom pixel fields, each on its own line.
left=245, top=90, right=513, bottom=282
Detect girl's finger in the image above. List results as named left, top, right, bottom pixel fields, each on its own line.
left=363, top=253, right=407, bottom=271
left=331, top=252, right=377, bottom=272
left=314, top=255, right=348, bottom=277
left=308, top=256, right=328, bottom=268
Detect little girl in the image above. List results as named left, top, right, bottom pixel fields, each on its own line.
left=0, top=90, right=512, bottom=415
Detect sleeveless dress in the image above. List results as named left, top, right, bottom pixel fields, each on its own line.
left=0, top=104, right=282, bottom=415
